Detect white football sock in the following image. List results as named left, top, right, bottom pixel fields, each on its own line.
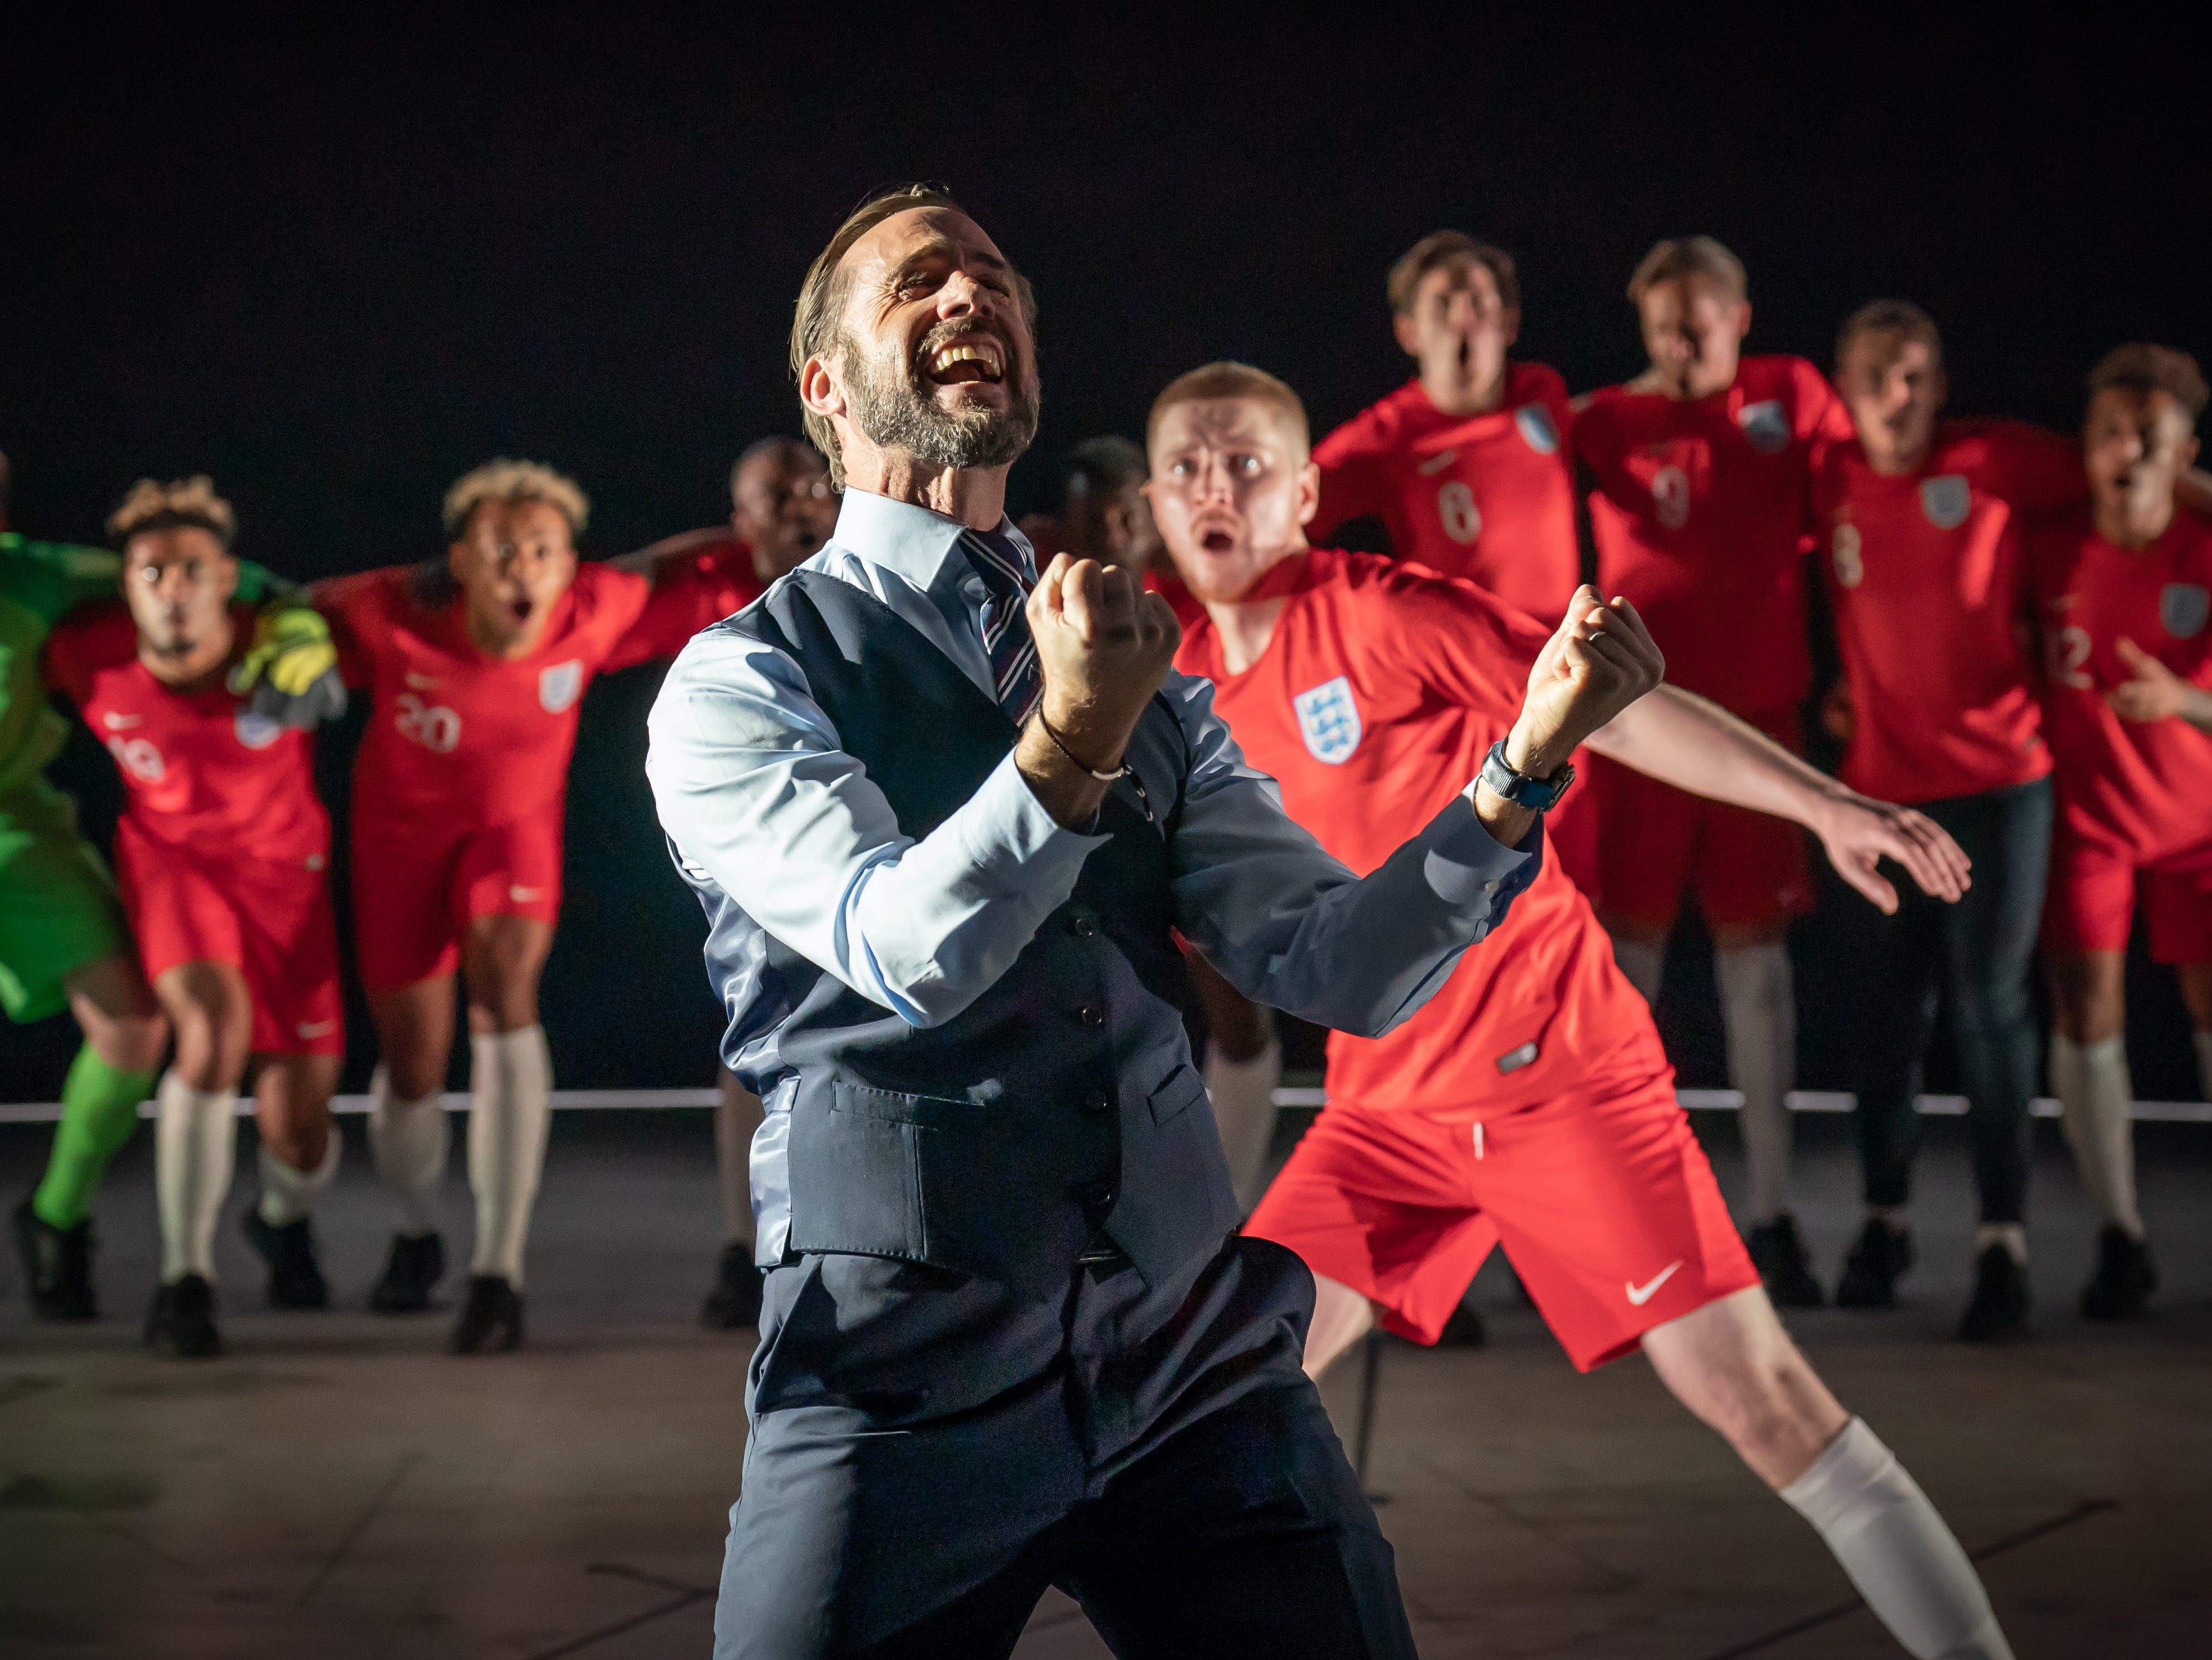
left=155, top=1071, right=238, bottom=1283
left=467, top=1025, right=553, bottom=1285
left=1207, top=1037, right=1283, bottom=1213
left=1718, top=943, right=1795, bottom=1225
left=1610, top=936, right=1665, bottom=1005
left=2051, top=1034, right=2141, bottom=1238
left=368, top=1066, right=448, bottom=1237
left=716, top=1069, right=764, bottom=1247
left=1782, top=1418, right=2013, bottom=1660
left=2194, top=1029, right=2212, bottom=1108
left=258, top=1127, right=341, bottom=1226
left=1974, top=1223, right=2027, bottom=1265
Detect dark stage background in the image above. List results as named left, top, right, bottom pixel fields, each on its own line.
left=3, top=14, right=2206, bottom=1099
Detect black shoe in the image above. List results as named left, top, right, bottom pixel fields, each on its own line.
left=449, top=1274, right=524, bottom=1354
left=1834, top=1217, right=1914, bottom=1308
left=1959, top=1245, right=2030, bottom=1342
left=700, top=1242, right=765, bottom=1329
left=145, top=1274, right=222, bottom=1358
left=13, top=1197, right=98, bottom=1320
left=244, top=1210, right=329, bottom=1309
left=370, top=1232, right=446, bottom=1313
left=2080, top=1224, right=2156, bottom=1320
left=1747, top=1214, right=1825, bottom=1308
left=1436, top=1303, right=1487, bottom=1347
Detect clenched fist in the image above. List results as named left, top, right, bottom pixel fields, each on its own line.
left=1026, top=554, right=1182, bottom=772
left=1506, top=586, right=1665, bottom=776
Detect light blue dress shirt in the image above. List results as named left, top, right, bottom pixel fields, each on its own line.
left=645, top=488, right=1541, bottom=1253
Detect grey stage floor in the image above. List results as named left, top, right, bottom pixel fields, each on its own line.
left=1, top=1107, right=2206, bottom=1658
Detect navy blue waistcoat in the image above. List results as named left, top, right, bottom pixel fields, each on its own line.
left=741, top=571, right=1242, bottom=1299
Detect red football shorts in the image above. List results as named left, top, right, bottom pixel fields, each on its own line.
left=2043, top=830, right=2212, bottom=965
left=113, top=819, right=344, bottom=1056
left=350, top=808, right=565, bottom=991
left=1246, top=1061, right=1759, bottom=1372
left=1590, top=713, right=1811, bottom=932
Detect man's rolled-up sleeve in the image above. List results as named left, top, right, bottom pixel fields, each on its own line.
left=1164, top=672, right=1540, bottom=1037
left=646, top=625, right=1107, bottom=1028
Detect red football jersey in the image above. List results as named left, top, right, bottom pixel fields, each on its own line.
left=2030, top=505, right=2212, bottom=863
left=600, top=533, right=767, bottom=673
left=43, top=602, right=329, bottom=867
left=1176, top=548, right=1656, bottom=1116
left=1575, top=355, right=1850, bottom=716
left=1314, top=361, right=1580, bottom=620
left=1817, top=420, right=2082, bottom=803
left=319, top=560, right=651, bottom=827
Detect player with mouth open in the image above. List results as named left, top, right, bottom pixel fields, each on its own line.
left=1152, top=362, right=2014, bottom=1660
left=316, top=462, right=733, bottom=1352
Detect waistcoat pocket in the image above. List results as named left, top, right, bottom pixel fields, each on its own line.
left=1147, top=1063, right=1208, bottom=1126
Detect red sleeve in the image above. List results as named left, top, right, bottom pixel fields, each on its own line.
left=40, top=613, right=91, bottom=704
left=310, top=567, right=403, bottom=687
left=597, top=553, right=734, bottom=668
left=1361, top=561, right=1546, bottom=728
left=1988, top=423, right=2087, bottom=514
left=1311, top=410, right=1392, bottom=540
left=39, top=603, right=131, bottom=705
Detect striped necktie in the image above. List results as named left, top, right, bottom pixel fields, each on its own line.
left=959, top=526, right=1042, bottom=725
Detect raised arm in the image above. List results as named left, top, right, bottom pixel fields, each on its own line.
left=1583, top=685, right=1972, bottom=914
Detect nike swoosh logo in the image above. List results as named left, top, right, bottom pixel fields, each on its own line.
left=508, top=885, right=543, bottom=902
left=296, top=1020, right=338, bottom=1038
left=1416, top=448, right=1460, bottom=476
left=1626, top=1261, right=1683, bottom=1306
left=102, top=712, right=144, bottom=730
left=405, top=672, right=440, bottom=689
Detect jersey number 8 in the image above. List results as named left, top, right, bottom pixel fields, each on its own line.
left=395, top=691, right=462, bottom=754
left=1436, top=480, right=1483, bottom=545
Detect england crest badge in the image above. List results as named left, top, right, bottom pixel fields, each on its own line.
left=539, top=659, right=584, bottom=712
left=1515, top=403, right=1561, bottom=455
left=2161, top=583, right=2210, bottom=640
left=1293, top=676, right=1362, bottom=765
left=1920, top=474, right=1971, bottom=530
left=1737, top=400, right=1790, bottom=455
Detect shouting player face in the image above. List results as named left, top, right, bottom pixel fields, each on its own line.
left=819, top=207, right=1040, bottom=476
left=1838, top=328, right=1947, bottom=476
left=732, top=444, right=837, bottom=582
left=448, top=498, right=579, bottom=658
left=1394, top=258, right=1520, bottom=414
left=1636, top=274, right=1750, bottom=401
left=122, top=526, right=238, bottom=671
left=1146, top=397, right=1319, bottom=604
left=2085, top=384, right=2201, bottom=543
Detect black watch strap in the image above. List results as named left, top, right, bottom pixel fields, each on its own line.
left=1479, top=738, right=1575, bottom=812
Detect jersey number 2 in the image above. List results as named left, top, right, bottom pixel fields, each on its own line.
left=395, top=691, right=462, bottom=753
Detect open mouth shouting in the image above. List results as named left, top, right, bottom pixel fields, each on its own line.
left=920, top=329, right=1007, bottom=387
left=506, top=596, right=536, bottom=628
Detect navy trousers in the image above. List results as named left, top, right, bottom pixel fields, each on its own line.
left=1848, top=776, right=2053, bottom=1222
left=713, top=1236, right=1416, bottom=1659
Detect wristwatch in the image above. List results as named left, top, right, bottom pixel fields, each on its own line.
left=1479, top=738, right=1575, bottom=811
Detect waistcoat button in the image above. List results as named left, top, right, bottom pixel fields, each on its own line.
left=1078, top=1179, right=1116, bottom=1209
left=1077, top=1005, right=1104, bottom=1028
left=1068, top=912, right=1097, bottom=939
left=1082, top=1089, right=1110, bottom=1113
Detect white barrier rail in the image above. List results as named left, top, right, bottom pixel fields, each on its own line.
left=0, top=1087, right=2206, bottom=1124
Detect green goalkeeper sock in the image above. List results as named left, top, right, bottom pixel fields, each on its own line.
left=31, top=1045, right=153, bottom=1228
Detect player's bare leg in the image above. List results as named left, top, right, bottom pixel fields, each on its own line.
left=2045, top=949, right=2151, bottom=1317
left=145, top=960, right=253, bottom=1357
left=245, top=1052, right=342, bottom=1310
left=17, top=956, right=168, bottom=1320
left=702, top=1068, right=767, bottom=1328
left=1188, top=950, right=1281, bottom=1212
left=1708, top=919, right=1815, bottom=1303
left=452, top=912, right=554, bottom=1354
left=365, top=973, right=457, bottom=1313
left=1646, top=1288, right=2011, bottom=1658
left=1303, top=1274, right=1382, bottom=1381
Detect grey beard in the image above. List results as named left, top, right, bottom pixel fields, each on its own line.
left=846, top=345, right=1039, bottom=473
